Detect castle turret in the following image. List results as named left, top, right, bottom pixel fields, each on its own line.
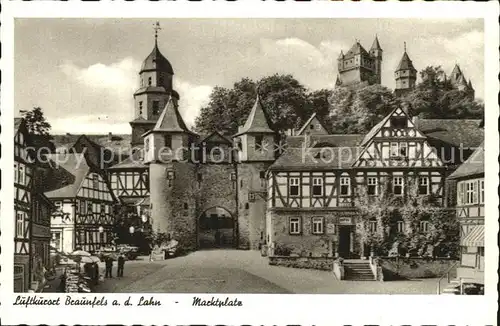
left=394, top=42, right=417, bottom=97
left=369, top=35, right=383, bottom=84
left=144, top=96, right=198, bottom=250
left=234, top=90, right=276, bottom=249
left=337, top=39, right=381, bottom=85
left=130, top=22, right=179, bottom=148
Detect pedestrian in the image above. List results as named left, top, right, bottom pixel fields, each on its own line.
left=117, top=253, right=125, bottom=277
left=105, top=256, right=113, bottom=278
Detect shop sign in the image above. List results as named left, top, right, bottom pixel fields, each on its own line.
left=339, top=217, right=353, bottom=225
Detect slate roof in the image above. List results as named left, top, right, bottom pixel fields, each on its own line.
left=296, top=113, right=331, bottom=135
left=140, top=42, right=174, bottom=74
left=370, top=36, right=382, bottom=50
left=148, top=97, right=196, bottom=135
left=395, top=52, right=417, bottom=72
left=52, top=133, right=132, bottom=155
left=343, top=42, right=370, bottom=59
left=44, top=153, right=90, bottom=198
left=269, top=147, right=361, bottom=171
left=448, top=141, right=484, bottom=179
left=415, top=118, right=483, bottom=149
left=234, top=94, right=275, bottom=136
left=107, top=148, right=147, bottom=170
left=286, top=134, right=363, bottom=148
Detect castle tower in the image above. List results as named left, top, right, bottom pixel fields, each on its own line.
left=450, top=64, right=474, bottom=99
left=130, top=22, right=179, bottom=147
left=144, top=96, right=198, bottom=250
left=369, top=35, right=383, bottom=84
left=337, top=39, right=380, bottom=86
left=234, top=90, right=276, bottom=249
left=394, top=42, right=417, bottom=97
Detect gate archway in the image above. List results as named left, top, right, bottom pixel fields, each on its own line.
left=198, top=207, right=235, bottom=249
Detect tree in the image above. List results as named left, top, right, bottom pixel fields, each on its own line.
left=20, top=107, right=52, bottom=135
left=328, top=83, right=400, bottom=134
left=402, top=66, right=484, bottom=119
left=194, top=74, right=332, bottom=135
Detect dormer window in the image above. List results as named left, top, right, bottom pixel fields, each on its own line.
left=164, top=135, right=172, bottom=148
left=391, top=116, right=407, bottom=129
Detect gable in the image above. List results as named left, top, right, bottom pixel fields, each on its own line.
left=353, top=108, right=443, bottom=168
left=297, top=115, right=329, bottom=136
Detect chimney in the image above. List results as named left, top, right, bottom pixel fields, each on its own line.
left=108, top=132, right=113, bottom=142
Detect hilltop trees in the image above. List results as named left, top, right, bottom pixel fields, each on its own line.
left=20, top=107, right=52, bottom=136
left=194, top=74, right=333, bottom=135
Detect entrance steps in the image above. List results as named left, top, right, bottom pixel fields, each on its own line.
left=343, top=261, right=375, bottom=281
left=441, top=279, right=461, bottom=295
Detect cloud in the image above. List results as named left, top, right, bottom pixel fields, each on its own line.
left=56, top=58, right=213, bottom=133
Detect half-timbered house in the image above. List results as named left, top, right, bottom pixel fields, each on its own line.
left=45, top=152, right=117, bottom=253
left=266, top=107, right=462, bottom=259
left=447, top=142, right=484, bottom=284
left=14, top=118, right=35, bottom=292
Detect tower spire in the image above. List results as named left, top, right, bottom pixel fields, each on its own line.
left=154, top=21, right=161, bottom=45
left=404, top=41, right=406, bottom=53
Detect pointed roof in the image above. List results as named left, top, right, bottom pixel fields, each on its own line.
left=451, top=64, right=462, bottom=78
left=338, top=50, right=344, bottom=59
left=344, top=41, right=370, bottom=59
left=296, top=113, right=330, bottom=136
left=234, top=93, right=274, bottom=136
left=370, top=35, right=382, bottom=51
left=44, top=153, right=90, bottom=198
left=448, top=142, right=484, bottom=179
left=395, top=51, right=417, bottom=72
left=468, top=79, right=474, bottom=89
left=335, top=75, right=343, bottom=86
left=147, top=97, right=195, bottom=135
left=140, top=41, right=174, bottom=75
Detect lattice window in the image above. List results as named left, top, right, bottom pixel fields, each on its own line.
left=393, top=177, right=404, bottom=196
left=340, top=177, right=350, bottom=196
left=289, top=217, right=301, bottom=235
left=312, top=217, right=324, bottom=234
left=367, top=177, right=378, bottom=196
left=418, top=177, right=429, bottom=195
left=289, top=178, right=300, bottom=197
left=312, top=177, right=323, bottom=197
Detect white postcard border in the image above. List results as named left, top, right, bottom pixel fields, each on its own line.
left=1, top=1, right=498, bottom=325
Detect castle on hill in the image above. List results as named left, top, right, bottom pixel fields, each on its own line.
left=335, top=37, right=475, bottom=99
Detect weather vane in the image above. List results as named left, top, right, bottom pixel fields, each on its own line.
left=154, top=21, right=161, bottom=42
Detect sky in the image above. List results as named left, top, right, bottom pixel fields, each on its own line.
left=15, top=18, right=484, bottom=134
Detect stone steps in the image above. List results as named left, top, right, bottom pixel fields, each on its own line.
left=344, top=261, right=375, bottom=281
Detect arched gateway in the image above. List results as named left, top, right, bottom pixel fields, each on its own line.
left=198, top=207, right=235, bottom=249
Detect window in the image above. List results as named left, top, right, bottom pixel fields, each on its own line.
left=390, top=116, right=407, bottom=129
left=480, top=180, right=484, bottom=204
left=289, top=217, right=301, bottom=235
left=100, top=204, right=105, bottom=213
left=164, top=135, right=172, bottom=148
left=55, top=201, right=62, bottom=210
left=255, top=135, right=264, bottom=149
left=390, top=142, right=399, bottom=157
left=340, top=177, right=350, bottom=196
left=310, top=124, right=314, bottom=130
left=312, top=217, right=324, bottom=234
left=148, top=77, right=152, bottom=86
left=260, top=171, right=266, bottom=188
left=16, top=212, right=24, bottom=237
left=462, top=180, right=479, bottom=205
left=289, top=178, right=300, bottom=197
left=397, top=221, right=405, bottom=233
left=419, top=221, right=430, bottom=232
left=399, top=142, right=408, bottom=157
left=312, top=177, right=323, bottom=197
left=139, top=101, right=143, bottom=115
left=259, top=171, right=266, bottom=179
left=152, top=101, right=160, bottom=115
left=93, top=174, right=99, bottom=189
left=369, top=220, right=377, bottom=233
left=19, top=165, right=25, bottom=184
left=393, top=177, right=404, bottom=195
left=316, top=124, right=321, bottom=130
left=14, top=163, right=18, bottom=183
left=367, top=177, right=378, bottom=195
left=418, top=177, right=429, bottom=195
left=87, top=201, right=93, bottom=213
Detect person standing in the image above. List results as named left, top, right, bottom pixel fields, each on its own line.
left=105, top=256, right=113, bottom=278
left=117, top=253, right=125, bottom=277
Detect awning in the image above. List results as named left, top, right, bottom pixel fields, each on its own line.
left=461, top=225, right=484, bottom=247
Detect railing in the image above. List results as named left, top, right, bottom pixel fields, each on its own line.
left=436, top=261, right=459, bottom=295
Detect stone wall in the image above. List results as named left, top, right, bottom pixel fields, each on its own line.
left=237, top=163, right=270, bottom=250
left=269, top=256, right=334, bottom=271
left=268, top=210, right=357, bottom=257
left=379, top=257, right=458, bottom=280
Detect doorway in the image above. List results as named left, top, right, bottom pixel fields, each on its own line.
left=198, top=207, right=234, bottom=249
left=338, top=226, right=352, bottom=258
